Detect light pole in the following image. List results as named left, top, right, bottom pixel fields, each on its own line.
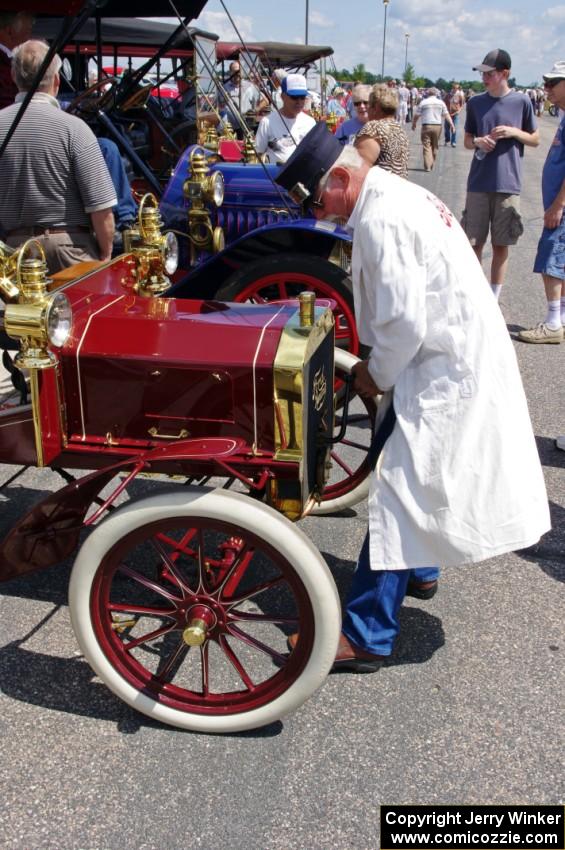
left=305, top=0, right=309, bottom=44
left=381, top=0, right=390, bottom=80
left=404, top=32, right=410, bottom=76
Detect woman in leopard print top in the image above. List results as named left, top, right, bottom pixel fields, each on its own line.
left=355, top=84, right=410, bottom=178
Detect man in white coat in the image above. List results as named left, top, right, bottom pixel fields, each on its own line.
left=276, top=123, right=550, bottom=672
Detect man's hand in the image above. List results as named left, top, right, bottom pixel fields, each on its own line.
left=475, top=134, right=497, bottom=152
left=544, top=199, right=564, bottom=230
left=490, top=124, right=516, bottom=140
left=491, top=125, right=540, bottom=147
left=352, top=360, right=382, bottom=398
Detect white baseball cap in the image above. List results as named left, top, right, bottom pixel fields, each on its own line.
left=543, top=61, right=565, bottom=81
left=282, top=73, right=309, bottom=96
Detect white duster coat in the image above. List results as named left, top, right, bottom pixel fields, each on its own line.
left=348, top=168, right=550, bottom=570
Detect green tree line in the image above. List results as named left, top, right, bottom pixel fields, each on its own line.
left=335, top=62, right=517, bottom=91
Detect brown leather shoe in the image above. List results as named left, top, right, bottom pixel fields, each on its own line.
left=287, top=632, right=385, bottom=673
left=406, top=579, right=438, bottom=600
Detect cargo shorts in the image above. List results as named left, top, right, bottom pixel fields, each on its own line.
left=460, top=192, right=524, bottom=247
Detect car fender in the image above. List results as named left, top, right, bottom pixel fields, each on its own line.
left=170, top=219, right=351, bottom=298
left=0, top=437, right=245, bottom=581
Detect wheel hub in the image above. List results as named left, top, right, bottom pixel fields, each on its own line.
left=182, top=603, right=218, bottom=646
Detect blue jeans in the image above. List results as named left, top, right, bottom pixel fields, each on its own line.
left=444, top=113, right=458, bottom=145
left=342, top=533, right=440, bottom=656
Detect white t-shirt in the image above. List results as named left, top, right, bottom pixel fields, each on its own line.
left=415, top=95, right=448, bottom=125
left=255, top=110, right=316, bottom=163
left=398, top=85, right=409, bottom=104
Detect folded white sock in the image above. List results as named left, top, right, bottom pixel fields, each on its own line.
left=490, top=283, right=502, bottom=300
left=545, top=300, right=562, bottom=330
left=560, top=296, right=565, bottom=325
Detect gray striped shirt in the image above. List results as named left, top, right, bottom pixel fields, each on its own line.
left=0, top=92, right=116, bottom=233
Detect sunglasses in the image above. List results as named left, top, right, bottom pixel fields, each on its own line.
left=287, top=93, right=307, bottom=100
left=354, top=100, right=369, bottom=106
left=544, top=78, right=564, bottom=89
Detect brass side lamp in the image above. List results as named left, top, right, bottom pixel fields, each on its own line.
left=125, top=194, right=179, bottom=297
left=0, top=239, right=72, bottom=370
left=183, top=150, right=226, bottom=258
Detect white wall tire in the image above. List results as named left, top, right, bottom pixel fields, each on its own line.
left=311, top=349, right=376, bottom=516
left=69, top=488, right=341, bottom=733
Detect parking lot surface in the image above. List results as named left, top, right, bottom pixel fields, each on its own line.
left=0, top=114, right=563, bottom=850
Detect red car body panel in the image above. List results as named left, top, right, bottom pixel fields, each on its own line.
left=57, top=269, right=291, bottom=455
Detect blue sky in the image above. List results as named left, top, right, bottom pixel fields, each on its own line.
left=171, top=0, right=565, bottom=86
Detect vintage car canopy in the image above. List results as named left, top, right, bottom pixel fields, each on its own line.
left=0, top=0, right=207, bottom=17
left=32, top=17, right=217, bottom=53
left=216, top=41, right=334, bottom=67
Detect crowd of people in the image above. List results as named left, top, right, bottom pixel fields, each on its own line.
left=0, top=15, right=563, bottom=675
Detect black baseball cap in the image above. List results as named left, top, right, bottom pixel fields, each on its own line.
left=473, top=49, right=511, bottom=72
left=275, top=123, right=342, bottom=206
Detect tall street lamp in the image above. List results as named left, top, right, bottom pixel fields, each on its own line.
left=305, top=0, right=309, bottom=44
left=404, top=32, right=410, bottom=76
left=381, top=0, right=390, bottom=80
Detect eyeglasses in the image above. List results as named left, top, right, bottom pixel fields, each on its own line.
left=544, top=78, right=564, bottom=89
left=310, top=182, right=328, bottom=209
left=354, top=100, right=369, bottom=106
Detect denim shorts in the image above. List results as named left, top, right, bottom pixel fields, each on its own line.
left=533, top=219, right=565, bottom=280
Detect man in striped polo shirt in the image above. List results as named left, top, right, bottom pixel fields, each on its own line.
left=0, top=40, right=116, bottom=273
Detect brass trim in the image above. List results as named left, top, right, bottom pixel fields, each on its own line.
left=271, top=303, right=334, bottom=518
left=29, top=370, right=43, bottom=467
left=298, top=291, right=315, bottom=327
left=148, top=426, right=189, bottom=440
left=183, top=618, right=208, bottom=646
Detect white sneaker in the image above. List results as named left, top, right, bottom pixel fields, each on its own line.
left=556, top=436, right=565, bottom=451
left=518, top=323, right=563, bottom=344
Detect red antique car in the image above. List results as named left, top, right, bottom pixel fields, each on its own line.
left=0, top=194, right=376, bottom=732
left=0, top=0, right=377, bottom=730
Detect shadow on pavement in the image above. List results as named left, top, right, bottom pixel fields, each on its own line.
left=0, top=598, right=285, bottom=738
left=517, top=499, right=565, bottom=583
left=0, top=638, right=284, bottom=738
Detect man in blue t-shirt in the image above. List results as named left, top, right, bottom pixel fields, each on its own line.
left=462, top=49, right=539, bottom=301
left=518, top=61, right=565, bottom=359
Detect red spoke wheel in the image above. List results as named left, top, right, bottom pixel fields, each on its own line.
left=215, top=253, right=359, bottom=356
left=69, top=489, right=340, bottom=733
left=312, top=350, right=377, bottom=515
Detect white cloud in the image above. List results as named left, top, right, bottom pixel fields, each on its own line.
left=310, top=11, right=334, bottom=28
left=328, top=1, right=565, bottom=86
left=543, top=5, right=565, bottom=20
left=193, top=10, right=254, bottom=41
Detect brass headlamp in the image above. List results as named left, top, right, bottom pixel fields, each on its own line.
left=125, top=194, right=178, bottom=297
left=183, top=150, right=225, bottom=258
left=0, top=239, right=72, bottom=370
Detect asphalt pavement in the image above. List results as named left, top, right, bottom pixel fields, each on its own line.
left=0, top=113, right=563, bottom=850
